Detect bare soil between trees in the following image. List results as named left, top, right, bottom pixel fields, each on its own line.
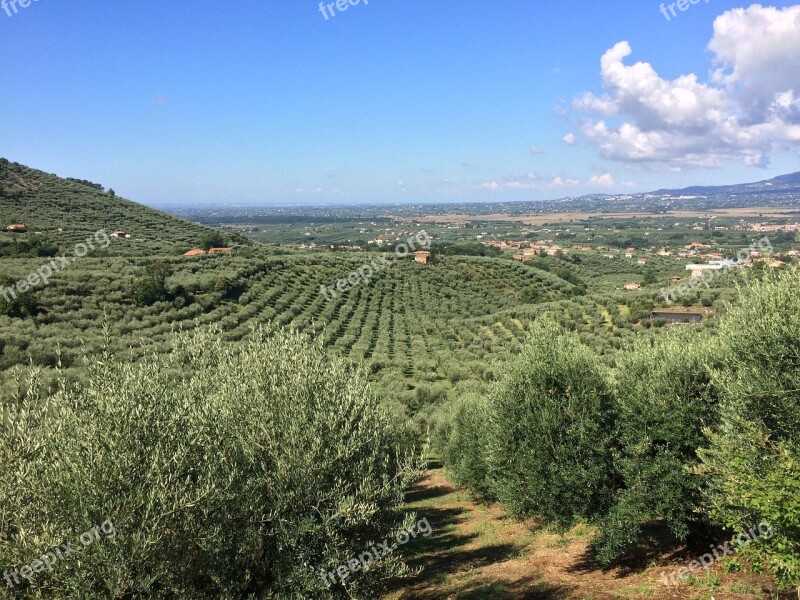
left=383, top=467, right=783, bottom=600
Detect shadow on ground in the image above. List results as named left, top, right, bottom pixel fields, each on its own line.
left=383, top=477, right=575, bottom=599
left=567, top=521, right=688, bottom=578
left=404, top=482, right=452, bottom=505
left=427, top=577, right=573, bottom=600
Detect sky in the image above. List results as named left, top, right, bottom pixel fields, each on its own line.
left=0, top=0, right=798, bottom=206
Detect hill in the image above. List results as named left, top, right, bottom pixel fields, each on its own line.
left=652, top=171, right=800, bottom=196
left=1, top=160, right=796, bottom=598
left=0, top=248, right=594, bottom=408
left=0, top=158, right=227, bottom=254
left=0, top=158, right=735, bottom=414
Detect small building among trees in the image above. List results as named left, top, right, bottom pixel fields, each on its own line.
left=414, top=251, right=431, bottom=264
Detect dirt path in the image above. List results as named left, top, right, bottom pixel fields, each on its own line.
left=382, top=468, right=774, bottom=600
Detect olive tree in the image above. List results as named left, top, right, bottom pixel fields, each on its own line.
left=0, top=326, right=423, bottom=599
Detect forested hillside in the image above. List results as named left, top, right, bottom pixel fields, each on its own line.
left=1, top=161, right=797, bottom=598
left=0, top=163, right=689, bottom=416
left=0, top=159, right=229, bottom=254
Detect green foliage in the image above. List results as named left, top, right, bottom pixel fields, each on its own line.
left=132, top=260, right=174, bottom=306
left=132, top=260, right=196, bottom=308
left=200, top=232, right=226, bottom=251
left=428, top=242, right=503, bottom=257
left=0, top=238, right=59, bottom=258
left=437, top=267, right=799, bottom=590
left=487, top=321, right=616, bottom=526
left=594, top=331, right=721, bottom=564
left=0, top=160, right=221, bottom=255
left=698, top=267, right=800, bottom=588
left=0, top=326, right=423, bottom=598
left=412, top=384, right=447, bottom=412
left=0, top=275, right=38, bottom=318
left=430, top=394, right=494, bottom=499
left=3, top=158, right=800, bottom=594
left=0, top=250, right=586, bottom=412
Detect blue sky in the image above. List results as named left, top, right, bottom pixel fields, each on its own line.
left=1, top=0, right=798, bottom=205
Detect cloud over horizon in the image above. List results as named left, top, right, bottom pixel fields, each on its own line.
left=573, top=4, right=800, bottom=170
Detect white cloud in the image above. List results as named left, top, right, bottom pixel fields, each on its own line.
left=573, top=4, right=800, bottom=168
left=477, top=172, right=626, bottom=193
left=530, top=145, right=544, bottom=154
left=563, top=133, right=577, bottom=145
left=481, top=172, right=541, bottom=190
left=549, top=176, right=580, bottom=187
left=588, top=173, right=615, bottom=186
left=710, top=5, right=800, bottom=124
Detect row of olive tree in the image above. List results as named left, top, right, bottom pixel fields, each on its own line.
left=1, top=326, right=423, bottom=599
left=433, top=268, right=800, bottom=589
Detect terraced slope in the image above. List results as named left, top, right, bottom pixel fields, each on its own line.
left=0, top=158, right=222, bottom=254
left=0, top=250, right=586, bottom=409
left=0, top=160, right=684, bottom=412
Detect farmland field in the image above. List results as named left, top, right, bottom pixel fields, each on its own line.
left=4, top=2, right=800, bottom=597
left=0, top=244, right=669, bottom=416
left=2, top=162, right=799, bottom=599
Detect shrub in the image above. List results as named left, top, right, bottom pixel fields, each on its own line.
left=595, top=331, right=720, bottom=564
left=430, top=394, right=493, bottom=499
left=199, top=232, right=226, bottom=251
left=697, top=268, right=800, bottom=588
left=132, top=261, right=172, bottom=306
left=487, top=321, right=616, bottom=526
left=0, top=326, right=423, bottom=599
left=0, top=275, right=38, bottom=318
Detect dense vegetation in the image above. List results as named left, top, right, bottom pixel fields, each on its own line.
left=433, top=267, right=800, bottom=590
left=1, top=326, right=423, bottom=598
left=0, top=159, right=241, bottom=255
left=2, top=161, right=798, bottom=597
left=1, top=238, right=676, bottom=419
left=698, top=270, right=800, bottom=587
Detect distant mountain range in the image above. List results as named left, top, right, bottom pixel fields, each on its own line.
left=2, top=158, right=799, bottom=228
left=650, top=171, right=800, bottom=197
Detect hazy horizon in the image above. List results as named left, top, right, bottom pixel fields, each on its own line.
left=1, top=1, right=798, bottom=206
